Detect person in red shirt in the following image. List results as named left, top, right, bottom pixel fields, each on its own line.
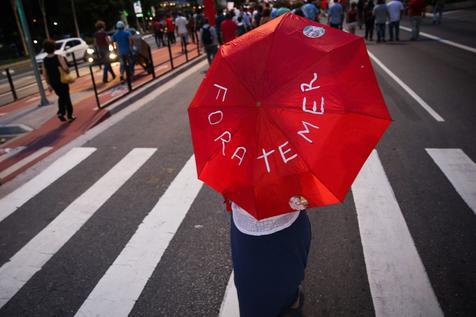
left=220, top=13, right=237, bottom=44
left=165, top=14, right=176, bottom=44
left=408, top=0, right=426, bottom=40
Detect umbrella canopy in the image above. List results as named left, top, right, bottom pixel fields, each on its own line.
left=188, top=13, right=392, bottom=220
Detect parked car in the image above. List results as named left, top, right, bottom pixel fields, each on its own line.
left=35, top=38, right=89, bottom=65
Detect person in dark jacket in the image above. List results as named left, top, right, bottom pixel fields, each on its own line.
left=42, top=39, right=75, bottom=122
left=363, top=0, right=375, bottom=41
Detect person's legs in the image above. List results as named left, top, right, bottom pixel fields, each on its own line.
left=53, top=85, right=66, bottom=120
left=415, top=16, right=421, bottom=39
left=395, top=20, right=400, bottom=40
left=231, top=211, right=311, bottom=317
left=388, top=22, right=395, bottom=41
left=205, top=46, right=212, bottom=64
left=62, top=84, right=74, bottom=120
left=410, top=16, right=417, bottom=39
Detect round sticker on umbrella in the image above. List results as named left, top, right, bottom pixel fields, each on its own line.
left=303, top=26, right=325, bottom=39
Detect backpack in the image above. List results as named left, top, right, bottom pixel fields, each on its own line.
left=202, top=27, right=212, bottom=45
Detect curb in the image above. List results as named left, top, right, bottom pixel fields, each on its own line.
left=91, top=55, right=206, bottom=129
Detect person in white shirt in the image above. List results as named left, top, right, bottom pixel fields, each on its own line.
left=229, top=195, right=311, bottom=316
left=387, top=0, right=404, bottom=41
left=175, top=12, right=189, bottom=53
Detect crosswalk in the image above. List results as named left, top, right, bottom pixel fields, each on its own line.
left=0, top=146, right=474, bottom=316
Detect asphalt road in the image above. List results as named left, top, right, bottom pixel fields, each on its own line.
left=0, top=11, right=475, bottom=317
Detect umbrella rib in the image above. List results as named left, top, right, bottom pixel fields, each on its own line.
left=260, top=108, right=342, bottom=203
left=262, top=37, right=365, bottom=104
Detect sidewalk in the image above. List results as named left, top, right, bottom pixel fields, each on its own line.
left=0, top=41, right=203, bottom=185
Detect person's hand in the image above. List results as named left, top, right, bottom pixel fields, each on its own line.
left=48, top=86, right=53, bottom=93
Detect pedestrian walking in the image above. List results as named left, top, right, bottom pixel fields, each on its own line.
left=165, top=14, right=176, bottom=44
left=94, top=20, right=116, bottom=83
left=175, top=12, right=189, bottom=53
left=302, top=0, right=320, bottom=22
left=42, top=39, right=75, bottom=123
left=152, top=17, right=165, bottom=48
left=112, top=21, right=132, bottom=81
left=260, top=8, right=273, bottom=25
left=221, top=13, right=237, bottom=44
left=357, top=0, right=365, bottom=29
left=373, top=0, right=388, bottom=43
left=408, top=0, right=426, bottom=40
left=229, top=198, right=311, bottom=317
left=432, top=0, right=445, bottom=24
left=216, top=9, right=226, bottom=44
left=200, top=18, right=218, bottom=65
left=364, top=0, right=375, bottom=40
left=328, top=0, right=344, bottom=29
left=387, top=0, right=404, bottom=41
left=346, top=2, right=359, bottom=34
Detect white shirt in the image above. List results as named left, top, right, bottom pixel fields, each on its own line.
left=387, top=1, right=404, bottom=22
left=232, top=202, right=300, bottom=236
left=175, top=16, right=188, bottom=34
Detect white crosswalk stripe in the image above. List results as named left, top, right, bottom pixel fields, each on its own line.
left=0, top=147, right=96, bottom=223
left=426, top=148, right=476, bottom=214
left=76, top=156, right=202, bottom=317
left=0, top=148, right=156, bottom=308
left=352, top=150, right=443, bottom=317
left=0, top=147, right=474, bottom=315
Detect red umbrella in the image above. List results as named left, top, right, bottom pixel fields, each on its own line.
left=203, top=0, right=216, bottom=26
left=188, top=13, right=392, bottom=220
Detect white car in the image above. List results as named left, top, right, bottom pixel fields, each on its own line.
left=35, top=38, right=89, bottom=65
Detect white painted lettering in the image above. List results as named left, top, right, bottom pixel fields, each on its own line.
left=231, top=147, right=247, bottom=166
left=302, top=96, right=325, bottom=115
left=257, top=148, right=275, bottom=173
left=297, top=121, right=320, bottom=143
left=213, top=84, right=228, bottom=102
left=214, top=131, right=232, bottom=156
left=300, top=73, right=320, bottom=92
left=208, top=110, right=224, bottom=125
left=278, top=141, right=298, bottom=163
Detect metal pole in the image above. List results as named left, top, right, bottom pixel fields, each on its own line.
left=89, top=65, right=100, bottom=108
left=184, top=37, right=189, bottom=62
left=5, top=68, right=18, bottom=101
left=16, top=0, right=49, bottom=106
left=71, top=0, right=80, bottom=38
left=148, top=45, right=155, bottom=79
left=167, top=38, right=174, bottom=70
left=196, top=31, right=200, bottom=56
left=71, top=52, right=80, bottom=78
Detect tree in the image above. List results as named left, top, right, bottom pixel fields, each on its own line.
left=39, top=0, right=50, bottom=39
left=9, top=0, right=29, bottom=56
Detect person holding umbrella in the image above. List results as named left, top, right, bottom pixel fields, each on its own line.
left=188, top=13, right=391, bottom=317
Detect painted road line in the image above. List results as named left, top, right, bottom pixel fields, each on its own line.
left=0, top=146, right=27, bottom=163
left=75, top=156, right=202, bottom=317
left=426, top=148, right=476, bottom=214
left=219, top=272, right=240, bottom=317
left=0, top=146, right=53, bottom=180
left=399, top=25, right=476, bottom=54
left=352, top=150, right=443, bottom=317
left=0, top=147, right=96, bottom=223
left=368, top=52, right=445, bottom=122
left=0, top=148, right=156, bottom=308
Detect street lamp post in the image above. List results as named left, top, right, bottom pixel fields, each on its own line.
left=71, top=0, right=80, bottom=38
left=16, top=0, right=49, bottom=106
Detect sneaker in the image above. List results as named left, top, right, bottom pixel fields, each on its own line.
left=57, top=114, right=66, bottom=122
left=67, top=116, right=76, bottom=123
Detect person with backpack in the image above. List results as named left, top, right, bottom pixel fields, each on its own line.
left=200, top=18, right=218, bottom=65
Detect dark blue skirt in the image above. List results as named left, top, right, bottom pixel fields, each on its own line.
left=231, top=211, right=312, bottom=317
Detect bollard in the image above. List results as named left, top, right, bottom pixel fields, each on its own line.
left=167, top=38, right=174, bottom=70
left=148, top=45, right=156, bottom=79
left=71, top=52, right=80, bottom=78
left=5, top=68, right=18, bottom=101
left=89, top=64, right=100, bottom=108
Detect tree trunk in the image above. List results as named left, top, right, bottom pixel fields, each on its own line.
left=71, top=0, right=80, bottom=38
left=10, top=0, right=29, bottom=56
left=39, top=0, right=50, bottom=39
